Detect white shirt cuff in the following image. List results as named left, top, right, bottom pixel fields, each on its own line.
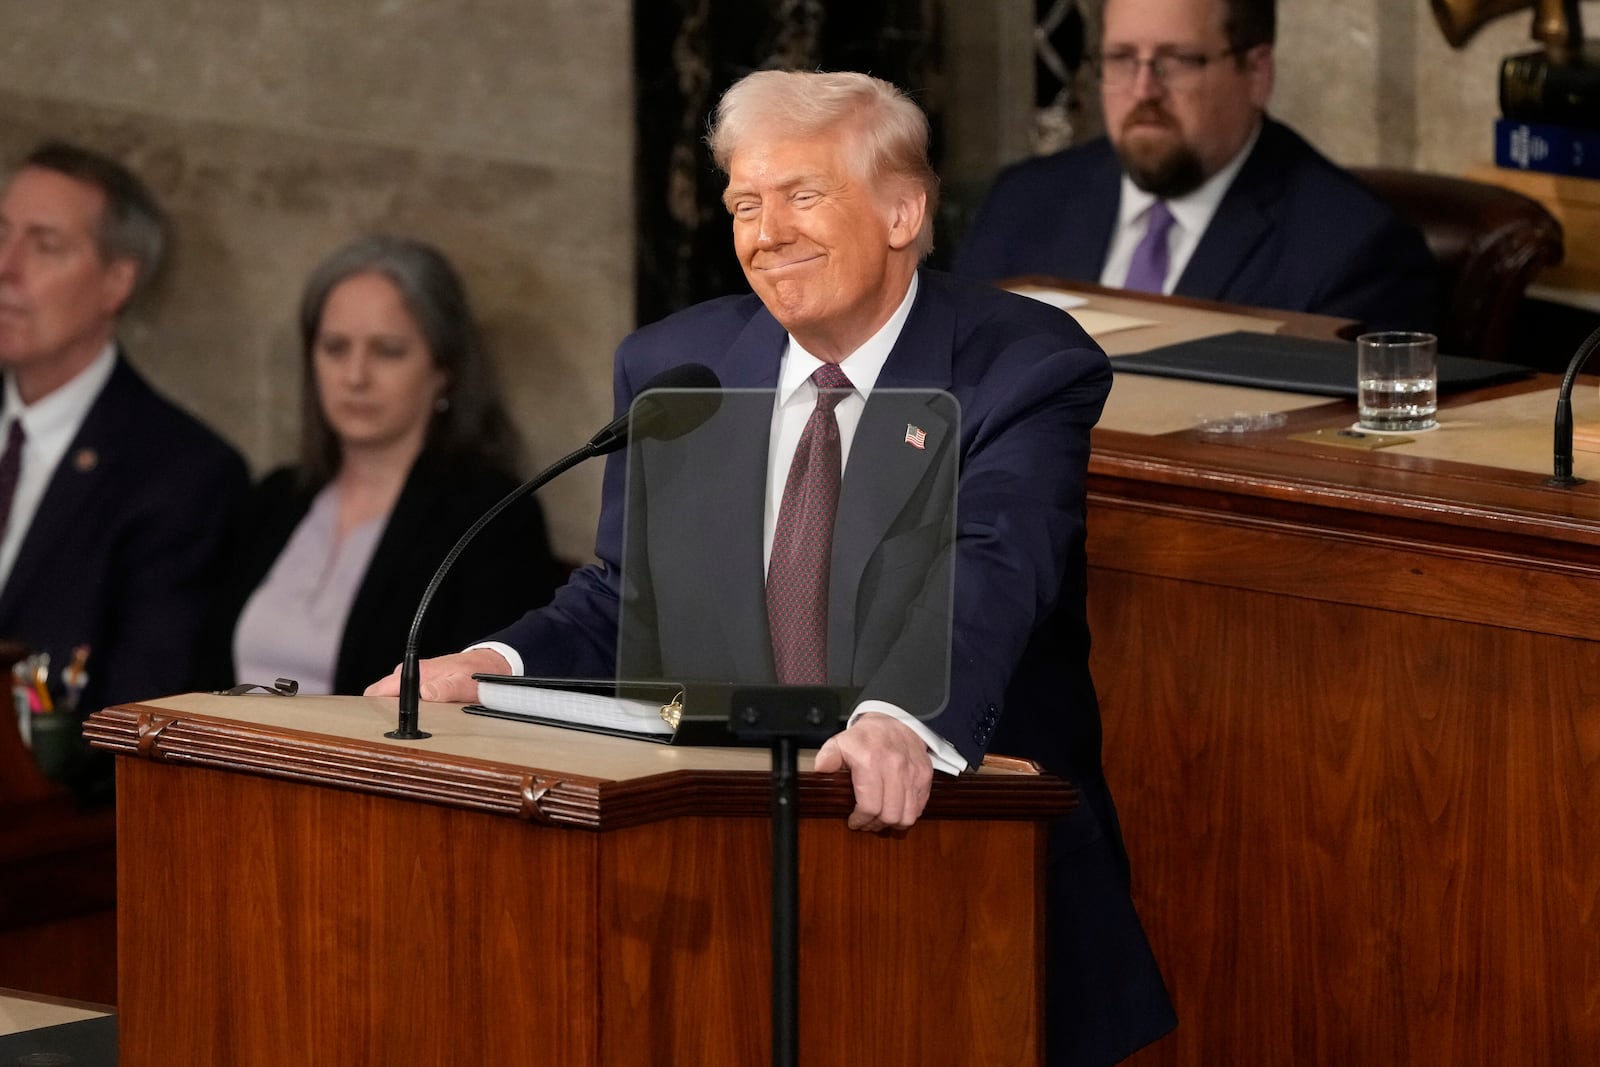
left=850, top=699, right=969, bottom=775
left=467, top=640, right=523, bottom=676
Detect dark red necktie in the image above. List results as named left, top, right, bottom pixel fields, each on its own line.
left=767, top=363, right=852, bottom=684
left=0, top=419, right=24, bottom=542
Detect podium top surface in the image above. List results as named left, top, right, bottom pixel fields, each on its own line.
left=87, top=694, right=1071, bottom=830
left=0, top=988, right=110, bottom=1037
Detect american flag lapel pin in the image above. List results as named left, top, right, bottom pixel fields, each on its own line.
left=903, top=423, right=927, bottom=449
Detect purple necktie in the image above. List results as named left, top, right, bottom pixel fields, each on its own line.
left=0, top=419, right=24, bottom=542
left=1123, top=200, right=1176, bottom=293
left=767, top=363, right=853, bottom=685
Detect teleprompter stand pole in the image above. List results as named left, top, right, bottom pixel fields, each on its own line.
left=771, top=733, right=801, bottom=1067
left=730, top=686, right=842, bottom=1067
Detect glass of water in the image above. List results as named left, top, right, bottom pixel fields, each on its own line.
left=1357, top=331, right=1437, bottom=432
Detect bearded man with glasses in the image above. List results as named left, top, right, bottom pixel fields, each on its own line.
left=955, top=0, right=1440, bottom=336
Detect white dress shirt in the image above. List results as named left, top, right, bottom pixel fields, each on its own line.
left=485, top=274, right=969, bottom=773
left=0, top=344, right=117, bottom=593
left=1098, top=122, right=1262, bottom=295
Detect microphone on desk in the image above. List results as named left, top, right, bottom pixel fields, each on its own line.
left=386, top=362, right=723, bottom=739
left=1547, top=325, right=1600, bottom=488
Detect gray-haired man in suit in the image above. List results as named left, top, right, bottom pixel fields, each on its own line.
left=0, top=141, right=245, bottom=742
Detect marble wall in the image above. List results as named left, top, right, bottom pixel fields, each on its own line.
left=0, top=0, right=633, bottom=563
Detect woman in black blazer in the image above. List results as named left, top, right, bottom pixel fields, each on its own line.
left=200, top=236, right=559, bottom=694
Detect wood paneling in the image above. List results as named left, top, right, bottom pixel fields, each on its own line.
left=599, top=816, right=1044, bottom=1065
left=116, top=758, right=600, bottom=1066
left=1085, top=426, right=1600, bottom=1064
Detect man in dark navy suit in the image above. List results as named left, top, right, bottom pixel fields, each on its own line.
left=0, top=142, right=245, bottom=736
left=371, top=70, right=1175, bottom=1064
left=954, top=0, right=1440, bottom=334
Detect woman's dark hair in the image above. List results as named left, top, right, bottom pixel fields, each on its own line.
left=296, top=235, right=522, bottom=485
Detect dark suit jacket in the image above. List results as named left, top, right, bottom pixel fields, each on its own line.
left=198, top=449, right=559, bottom=695
left=0, top=354, right=247, bottom=722
left=953, top=117, right=1443, bottom=334
left=488, top=269, right=1176, bottom=1065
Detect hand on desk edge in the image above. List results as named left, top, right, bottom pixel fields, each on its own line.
left=368, top=657, right=940, bottom=833
left=814, top=711, right=934, bottom=832
left=363, top=647, right=511, bottom=704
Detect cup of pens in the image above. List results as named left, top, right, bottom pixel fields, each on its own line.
left=9, top=645, right=91, bottom=784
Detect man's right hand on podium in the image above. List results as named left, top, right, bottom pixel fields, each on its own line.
left=363, top=647, right=512, bottom=704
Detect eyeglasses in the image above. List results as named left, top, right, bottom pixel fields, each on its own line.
left=1090, top=48, right=1242, bottom=91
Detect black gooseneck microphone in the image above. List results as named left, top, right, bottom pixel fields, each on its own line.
left=1547, top=325, right=1600, bottom=489
left=386, top=362, right=722, bottom=739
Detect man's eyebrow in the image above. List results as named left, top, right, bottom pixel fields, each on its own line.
left=723, top=173, right=828, bottom=205
left=2, top=219, right=72, bottom=238
left=1102, top=39, right=1206, bottom=52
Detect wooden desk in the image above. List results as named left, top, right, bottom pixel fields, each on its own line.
left=1057, top=286, right=1600, bottom=1063
left=0, top=988, right=115, bottom=1064
left=0, top=987, right=111, bottom=1034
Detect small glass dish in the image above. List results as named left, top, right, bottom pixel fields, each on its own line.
left=1193, top=411, right=1288, bottom=435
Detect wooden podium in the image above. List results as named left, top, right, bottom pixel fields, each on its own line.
left=86, top=693, right=1071, bottom=1066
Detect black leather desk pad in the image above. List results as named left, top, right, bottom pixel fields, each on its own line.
left=0, top=1014, right=116, bottom=1064
left=1111, top=331, right=1534, bottom=397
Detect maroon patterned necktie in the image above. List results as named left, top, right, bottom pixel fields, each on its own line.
left=767, top=363, right=853, bottom=684
left=0, top=419, right=24, bottom=542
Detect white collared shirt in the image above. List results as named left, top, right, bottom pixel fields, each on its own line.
left=0, top=343, right=117, bottom=593
left=1099, top=122, right=1263, bottom=294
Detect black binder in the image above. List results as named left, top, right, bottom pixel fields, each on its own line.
left=1112, top=331, right=1533, bottom=397
left=464, top=676, right=853, bottom=747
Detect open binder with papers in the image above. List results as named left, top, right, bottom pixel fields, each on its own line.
left=466, top=676, right=850, bottom=746
left=466, top=676, right=701, bottom=743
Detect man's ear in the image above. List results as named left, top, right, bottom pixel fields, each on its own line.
left=100, top=257, right=139, bottom=315
left=1246, top=44, right=1275, bottom=110
left=886, top=185, right=927, bottom=252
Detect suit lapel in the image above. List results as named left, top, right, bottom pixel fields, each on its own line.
left=694, top=311, right=785, bottom=683
left=338, top=451, right=444, bottom=676
left=1062, top=152, right=1125, bottom=281
left=829, top=394, right=951, bottom=681
left=827, top=273, right=956, bottom=680
left=0, top=360, right=128, bottom=622
left=1174, top=124, right=1285, bottom=301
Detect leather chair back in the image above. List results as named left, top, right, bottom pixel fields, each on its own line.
left=1352, top=166, right=1564, bottom=362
